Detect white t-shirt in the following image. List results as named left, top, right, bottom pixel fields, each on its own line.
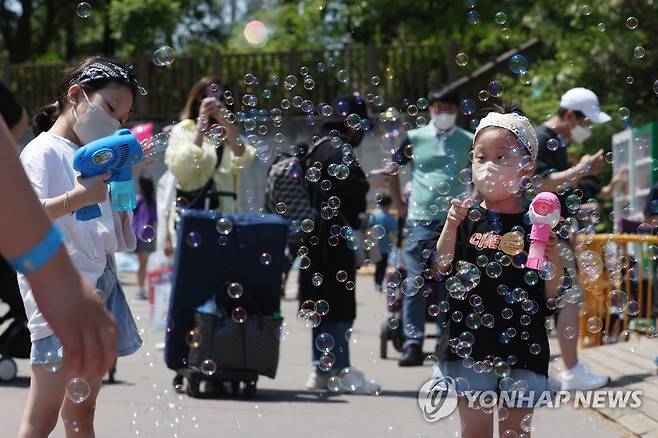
left=18, top=132, right=136, bottom=341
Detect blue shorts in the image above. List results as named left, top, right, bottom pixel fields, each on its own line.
left=30, top=261, right=143, bottom=365
left=435, top=360, right=549, bottom=407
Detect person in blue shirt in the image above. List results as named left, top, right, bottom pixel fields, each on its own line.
left=369, top=194, right=398, bottom=291
left=388, top=86, right=473, bottom=366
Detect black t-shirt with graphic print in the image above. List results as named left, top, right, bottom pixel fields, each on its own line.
left=436, top=206, right=552, bottom=377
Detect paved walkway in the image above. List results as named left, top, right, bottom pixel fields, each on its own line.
left=0, top=267, right=646, bottom=437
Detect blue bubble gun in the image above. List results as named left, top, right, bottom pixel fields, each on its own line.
left=73, top=129, right=143, bottom=221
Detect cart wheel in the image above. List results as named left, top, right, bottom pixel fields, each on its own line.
left=244, top=381, right=257, bottom=397
left=186, top=378, right=200, bottom=398
left=173, top=375, right=185, bottom=393
left=0, top=357, right=17, bottom=382
left=231, top=381, right=240, bottom=394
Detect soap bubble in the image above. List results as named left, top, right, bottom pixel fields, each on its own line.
left=618, top=107, right=630, bottom=120
left=607, top=289, right=628, bottom=314
left=315, top=333, right=335, bottom=352
left=316, top=299, right=330, bottom=315
left=581, top=4, right=592, bottom=15
left=138, top=225, right=155, bottom=243
left=260, top=252, right=272, bottom=265
left=231, top=307, right=248, bottom=323
left=153, top=46, right=175, bottom=67
left=456, top=53, right=469, bottom=67
left=216, top=218, right=233, bottom=235
left=66, top=378, right=91, bottom=404
left=200, top=359, right=217, bottom=376
left=508, top=54, right=528, bottom=75
left=76, top=2, right=91, bottom=18
left=186, top=232, right=202, bottom=248
left=42, top=348, right=63, bottom=373
left=634, top=46, right=646, bottom=59
left=336, top=69, right=350, bottom=84
left=244, top=20, right=268, bottom=46
left=495, top=11, right=507, bottom=25
left=459, top=99, right=475, bottom=116
left=488, top=81, right=504, bottom=97
left=626, top=17, right=638, bottom=29
left=227, top=282, right=244, bottom=299
left=597, top=22, right=606, bottom=32
left=467, top=10, right=480, bottom=25
left=587, top=316, right=603, bottom=333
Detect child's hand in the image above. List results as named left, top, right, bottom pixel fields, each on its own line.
left=545, top=231, right=560, bottom=263
left=71, top=172, right=110, bottom=207
left=446, top=197, right=473, bottom=227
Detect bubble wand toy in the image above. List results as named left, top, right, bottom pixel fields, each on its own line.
left=526, top=192, right=562, bottom=270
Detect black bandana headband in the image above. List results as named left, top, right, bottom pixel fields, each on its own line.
left=69, top=62, right=148, bottom=96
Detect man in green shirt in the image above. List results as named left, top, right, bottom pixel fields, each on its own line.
left=389, top=86, right=473, bottom=366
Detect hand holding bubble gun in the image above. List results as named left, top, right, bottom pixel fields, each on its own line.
left=526, top=192, right=562, bottom=270
left=72, top=129, right=142, bottom=221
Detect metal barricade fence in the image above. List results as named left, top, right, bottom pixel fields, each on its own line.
left=577, top=233, right=658, bottom=348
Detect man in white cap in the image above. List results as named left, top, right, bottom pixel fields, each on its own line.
left=534, top=87, right=610, bottom=390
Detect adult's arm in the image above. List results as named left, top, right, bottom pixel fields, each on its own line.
left=539, top=150, right=605, bottom=193
left=0, top=117, right=117, bottom=377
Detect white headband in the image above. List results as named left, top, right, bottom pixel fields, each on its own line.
left=474, top=112, right=538, bottom=161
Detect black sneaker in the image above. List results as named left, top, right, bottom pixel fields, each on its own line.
left=398, top=343, right=424, bottom=367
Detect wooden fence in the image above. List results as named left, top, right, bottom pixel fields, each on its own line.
left=2, top=43, right=458, bottom=120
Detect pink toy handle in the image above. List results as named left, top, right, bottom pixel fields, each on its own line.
left=526, top=241, right=546, bottom=270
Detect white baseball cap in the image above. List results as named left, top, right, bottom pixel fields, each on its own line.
left=559, top=87, right=611, bottom=124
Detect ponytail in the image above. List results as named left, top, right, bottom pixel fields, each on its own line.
left=32, top=102, right=61, bottom=136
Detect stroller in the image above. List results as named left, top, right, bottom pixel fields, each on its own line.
left=165, top=210, right=288, bottom=398
left=379, top=221, right=441, bottom=359
left=0, top=258, right=31, bottom=382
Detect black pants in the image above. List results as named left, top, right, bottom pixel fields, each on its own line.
left=374, top=253, right=389, bottom=287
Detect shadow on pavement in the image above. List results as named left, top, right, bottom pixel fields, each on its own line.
left=605, top=372, right=654, bottom=388
left=0, top=376, right=30, bottom=388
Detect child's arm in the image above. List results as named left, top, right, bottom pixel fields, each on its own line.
left=0, top=118, right=117, bottom=376
left=41, top=173, right=110, bottom=219
left=543, top=231, right=564, bottom=299
left=433, top=198, right=472, bottom=271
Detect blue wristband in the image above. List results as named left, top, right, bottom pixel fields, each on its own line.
left=9, top=224, right=64, bottom=275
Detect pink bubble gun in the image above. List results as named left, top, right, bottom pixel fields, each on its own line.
left=526, top=192, right=562, bottom=270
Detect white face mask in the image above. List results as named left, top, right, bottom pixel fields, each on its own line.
left=432, top=112, right=457, bottom=131
left=571, top=125, right=592, bottom=143
left=472, top=161, right=520, bottom=202
left=72, top=90, right=121, bottom=144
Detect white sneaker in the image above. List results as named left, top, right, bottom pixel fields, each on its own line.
left=338, top=367, right=381, bottom=395
left=560, top=362, right=610, bottom=390
left=305, top=370, right=330, bottom=391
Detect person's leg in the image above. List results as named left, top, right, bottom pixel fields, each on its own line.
left=136, top=251, right=149, bottom=290
left=19, top=365, right=68, bottom=438
left=311, top=320, right=352, bottom=372
left=499, top=408, right=534, bottom=438
left=557, top=302, right=579, bottom=369
left=401, top=221, right=428, bottom=347
left=457, top=397, right=494, bottom=438
left=60, top=371, right=105, bottom=438
left=374, top=253, right=388, bottom=289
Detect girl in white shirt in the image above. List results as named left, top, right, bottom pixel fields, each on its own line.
left=17, top=57, right=146, bottom=438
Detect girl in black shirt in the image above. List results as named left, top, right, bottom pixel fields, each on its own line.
left=433, top=110, right=564, bottom=437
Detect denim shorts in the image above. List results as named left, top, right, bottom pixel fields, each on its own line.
left=30, top=260, right=143, bottom=365
left=435, top=360, right=549, bottom=407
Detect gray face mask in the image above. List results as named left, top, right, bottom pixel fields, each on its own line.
left=72, top=90, right=120, bottom=144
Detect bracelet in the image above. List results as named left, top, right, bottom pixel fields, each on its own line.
left=9, top=224, right=64, bottom=275
left=64, top=191, right=74, bottom=215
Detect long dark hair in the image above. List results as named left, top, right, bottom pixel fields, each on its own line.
left=180, top=76, right=234, bottom=121
left=32, top=56, right=141, bottom=136
left=138, top=174, right=155, bottom=205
